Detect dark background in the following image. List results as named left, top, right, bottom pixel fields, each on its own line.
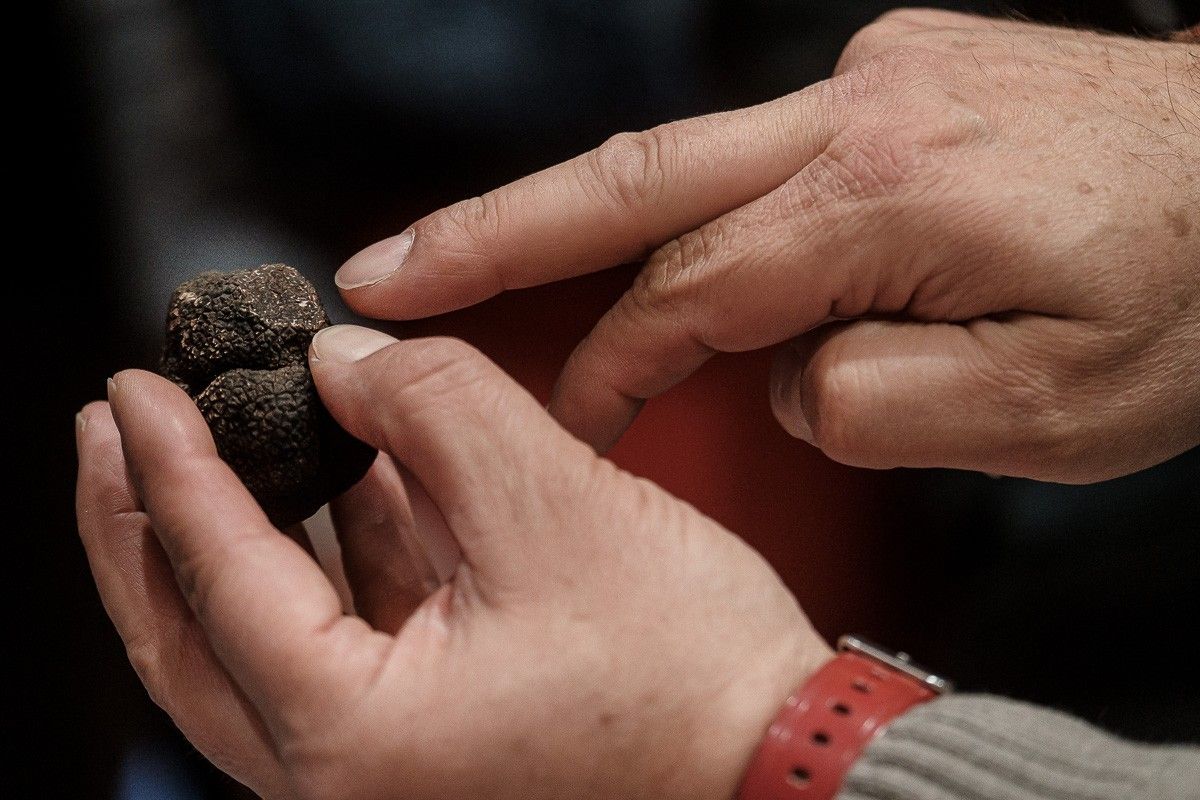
left=27, top=0, right=1200, bottom=796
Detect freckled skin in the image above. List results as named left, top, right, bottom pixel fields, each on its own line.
left=162, top=264, right=375, bottom=527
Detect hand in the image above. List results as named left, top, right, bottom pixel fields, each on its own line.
left=336, top=10, right=1200, bottom=483
left=76, top=326, right=830, bottom=800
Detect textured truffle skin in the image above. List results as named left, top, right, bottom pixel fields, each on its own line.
left=161, top=264, right=375, bottom=527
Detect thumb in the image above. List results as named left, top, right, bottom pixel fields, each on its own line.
left=769, top=318, right=1090, bottom=482
left=309, top=326, right=602, bottom=587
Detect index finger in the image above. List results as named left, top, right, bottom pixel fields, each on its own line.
left=106, top=370, right=391, bottom=734
left=335, top=81, right=849, bottom=320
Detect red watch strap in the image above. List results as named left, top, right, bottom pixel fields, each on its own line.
left=737, top=652, right=938, bottom=800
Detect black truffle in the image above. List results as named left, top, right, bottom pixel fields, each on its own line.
left=161, top=264, right=375, bottom=527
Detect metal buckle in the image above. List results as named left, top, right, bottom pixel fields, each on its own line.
left=837, top=635, right=954, bottom=694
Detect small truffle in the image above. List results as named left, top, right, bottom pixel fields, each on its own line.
left=161, top=264, right=375, bottom=527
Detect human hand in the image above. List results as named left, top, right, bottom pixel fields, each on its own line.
left=75, top=326, right=830, bottom=800
left=337, top=10, right=1200, bottom=483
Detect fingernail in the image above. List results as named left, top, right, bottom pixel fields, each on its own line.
left=106, top=376, right=118, bottom=400
left=769, top=346, right=814, bottom=444
left=311, top=325, right=398, bottom=363
left=789, top=409, right=814, bottom=445
left=75, top=411, right=89, bottom=460
left=335, top=229, right=414, bottom=289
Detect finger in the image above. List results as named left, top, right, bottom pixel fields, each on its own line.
left=546, top=111, right=1033, bottom=451
left=106, top=370, right=391, bottom=734
left=75, top=402, right=290, bottom=797
left=335, top=83, right=851, bottom=319
left=329, top=453, right=436, bottom=634
left=310, top=326, right=598, bottom=585
left=767, top=317, right=1097, bottom=481
left=544, top=152, right=874, bottom=450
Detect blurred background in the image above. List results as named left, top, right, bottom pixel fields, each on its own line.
left=28, top=0, right=1199, bottom=796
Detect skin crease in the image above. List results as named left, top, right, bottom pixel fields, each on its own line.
left=340, top=10, right=1200, bottom=483
left=76, top=10, right=1198, bottom=800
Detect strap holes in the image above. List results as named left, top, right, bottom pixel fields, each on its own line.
left=812, top=731, right=831, bottom=746
left=832, top=702, right=852, bottom=716
left=788, top=767, right=811, bottom=787
left=852, top=679, right=872, bottom=693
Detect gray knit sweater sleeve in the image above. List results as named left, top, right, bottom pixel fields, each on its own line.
left=838, top=695, right=1200, bottom=800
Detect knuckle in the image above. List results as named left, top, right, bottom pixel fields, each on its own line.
left=961, top=330, right=1105, bottom=481
left=838, top=9, right=923, bottom=69
left=585, top=127, right=672, bottom=210
left=627, top=265, right=680, bottom=323
left=871, top=7, right=951, bottom=30
left=123, top=624, right=205, bottom=723
left=418, top=193, right=512, bottom=297
left=841, top=18, right=894, bottom=62
left=405, top=334, right=482, bottom=366
left=631, top=226, right=720, bottom=317
left=807, top=129, right=921, bottom=202
left=1024, top=406, right=1089, bottom=468
left=889, top=7, right=980, bottom=28
left=802, top=354, right=870, bottom=462
left=124, top=630, right=171, bottom=707
left=1011, top=410, right=1092, bottom=482
left=805, top=73, right=984, bottom=205
left=839, top=42, right=944, bottom=92
left=990, top=359, right=1092, bottom=475
left=440, top=192, right=506, bottom=249
left=380, top=337, right=497, bottom=410
left=839, top=6, right=960, bottom=78
left=865, top=42, right=942, bottom=76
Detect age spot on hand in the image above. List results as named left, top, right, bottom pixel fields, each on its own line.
left=1164, top=206, right=1192, bottom=238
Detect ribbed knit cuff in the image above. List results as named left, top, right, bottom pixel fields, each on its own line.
left=837, top=695, right=1200, bottom=800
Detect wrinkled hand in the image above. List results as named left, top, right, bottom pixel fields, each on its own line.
left=338, top=10, right=1200, bottom=482
left=75, top=326, right=829, bottom=800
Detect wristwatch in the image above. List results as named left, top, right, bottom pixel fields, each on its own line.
left=737, top=636, right=952, bottom=800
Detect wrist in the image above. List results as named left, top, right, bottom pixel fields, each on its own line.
left=734, top=637, right=949, bottom=800
left=676, top=637, right=834, bottom=800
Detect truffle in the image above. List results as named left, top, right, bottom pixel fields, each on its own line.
left=161, top=264, right=375, bottom=527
